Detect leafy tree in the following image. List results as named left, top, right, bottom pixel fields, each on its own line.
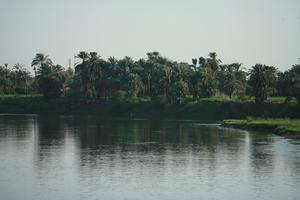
left=36, top=64, right=66, bottom=99
left=143, top=52, right=159, bottom=95
left=31, top=53, right=53, bottom=78
left=218, top=63, right=246, bottom=98
left=276, top=72, right=289, bottom=97
left=151, top=63, right=171, bottom=96
left=198, top=52, right=221, bottom=72
left=0, top=64, right=14, bottom=94
left=188, top=59, right=202, bottom=99
left=143, top=52, right=177, bottom=99
left=208, top=52, right=221, bottom=72
left=285, top=64, right=300, bottom=102
left=188, top=71, right=200, bottom=99
left=32, top=54, right=66, bottom=98
left=248, top=64, right=277, bottom=104
left=76, top=51, right=89, bottom=62
left=61, top=67, right=74, bottom=96
left=198, top=68, right=218, bottom=98
left=12, top=64, right=32, bottom=94
left=199, top=57, right=208, bottom=68
left=191, top=58, right=198, bottom=71
left=125, top=73, right=143, bottom=97
left=170, top=79, right=189, bottom=104
left=190, top=52, right=221, bottom=99
left=75, top=52, right=102, bottom=97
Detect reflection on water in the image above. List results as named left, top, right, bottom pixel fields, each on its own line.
left=0, top=115, right=300, bottom=200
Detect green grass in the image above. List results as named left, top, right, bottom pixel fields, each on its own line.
left=0, top=94, right=297, bottom=104
left=0, top=94, right=42, bottom=98
left=266, top=97, right=297, bottom=104
left=196, top=96, right=297, bottom=104
left=223, top=118, right=300, bottom=136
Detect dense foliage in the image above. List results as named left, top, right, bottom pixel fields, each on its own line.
left=0, top=64, right=32, bottom=94
left=248, top=64, right=277, bottom=104
left=1, top=52, right=300, bottom=104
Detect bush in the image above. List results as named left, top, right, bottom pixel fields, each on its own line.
left=185, top=95, right=194, bottom=103
left=125, top=95, right=139, bottom=104
left=112, top=90, right=127, bottom=103
left=236, top=95, right=248, bottom=102
left=151, top=95, right=168, bottom=105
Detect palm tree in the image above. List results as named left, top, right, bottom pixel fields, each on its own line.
left=248, top=64, right=277, bottom=103
left=31, top=53, right=53, bottom=78
left=220, top=63, right=246, bottom=98
left=108, top=57, right=118, bottom=67
left=74, top=51, right=104, bottom=98
left=208, top=52, right=221, bottom=71
left=192, top=58, right=197, bottom=71
left=199, top=57, right=207, bottom=68
left=126, top=73, right=143, bottom=97
left=37, top=64, right=66, bottom=99
left=89, top=52, right=100, bottom=61
left=12, top=64, right=32, bottom=94
left=75, top=51, right=89, bottom=62
left=146, top=52, right=160, bottom=60
left=153, top=51, right=160, bottom=58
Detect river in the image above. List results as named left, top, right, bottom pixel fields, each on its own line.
left=0, top=115, right=299, bottom=200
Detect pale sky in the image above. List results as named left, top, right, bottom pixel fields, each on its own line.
left=0, top=0, right=300, bottom=72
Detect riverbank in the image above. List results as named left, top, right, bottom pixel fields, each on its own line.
left=222, top=119, right=300, bottom=139
left=0, top=95, right=299, bottom=120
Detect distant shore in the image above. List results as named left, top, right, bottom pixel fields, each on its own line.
left=222, top=119, right=300, bottom=139
left=0, top=95, right=299, bottom=120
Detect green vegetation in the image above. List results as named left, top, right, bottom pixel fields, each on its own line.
left=223, top=119, right=300, bottom=138
left=0, top=94, right=298, bottom=120
left=1, top=51, right=300, bottom=105
left=0, top=64, right=33, bottom=94
left=1, top=51, right=300, bottom=137
left=248, top=64, right=277, bottom=104
left=32, top=53, right=73, bottom=99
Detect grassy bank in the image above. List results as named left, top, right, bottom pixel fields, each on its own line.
left=0, top=95, right=299, bottom=120
left=223, top=119, right=300, bottom=139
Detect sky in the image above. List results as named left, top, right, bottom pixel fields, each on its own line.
left=0, top=0, right=300, bottom=72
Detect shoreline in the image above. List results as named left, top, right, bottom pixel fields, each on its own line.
left=0, top=96, right=299, bottom=120
left=222, top=119, right=300, bottom=139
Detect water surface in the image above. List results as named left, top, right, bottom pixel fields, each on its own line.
left=0, top=115, right=299, bottom=200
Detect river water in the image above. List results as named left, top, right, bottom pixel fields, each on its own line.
left=0, top=115, right=299, bottom=200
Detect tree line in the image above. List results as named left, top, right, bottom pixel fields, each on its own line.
left=0, top=52, right=299, bottom=104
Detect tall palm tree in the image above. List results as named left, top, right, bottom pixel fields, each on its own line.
left=146, top=52, right=160, bottom=60
left=192, top=58, right=197, bottom=71
left=108, top=56, right=118, bottom=67
left=152, top=51, right=160, bottom=58
left=31, top=53, right=53, bottom=78
left=199, top=57, right=207, bottom=68
left=208, top=52, right=221, bottom=72
left=248, top=64, right=277, bottom=103
left=76, top=51, right=89, bottom=61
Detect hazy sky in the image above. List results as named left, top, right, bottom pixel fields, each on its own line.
left=0, top=0, right=300, bottom=72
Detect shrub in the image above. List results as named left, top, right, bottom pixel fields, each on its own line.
left=151, top=95, right=168, bottom=105
left=112, top=90, right=127, bottom=103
